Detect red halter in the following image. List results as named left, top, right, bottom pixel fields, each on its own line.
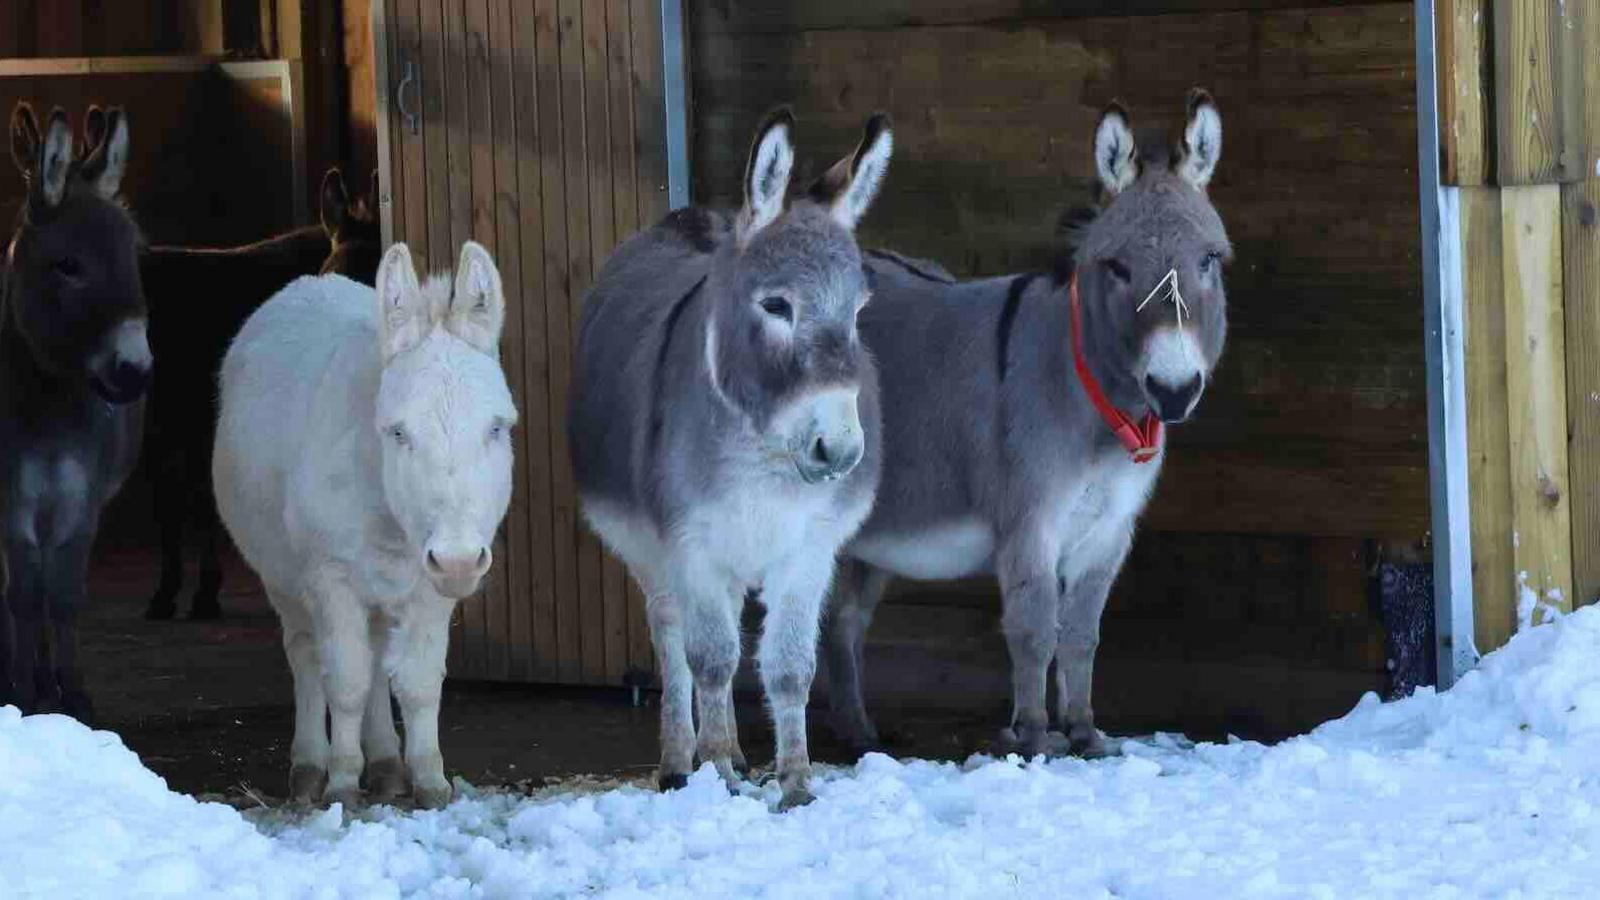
left=1069, top=272, right=1162, bottom=463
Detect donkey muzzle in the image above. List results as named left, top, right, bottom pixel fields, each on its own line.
left=789, top=388, right=865, bottom=485
left=90, top=317, right=152, bottom=405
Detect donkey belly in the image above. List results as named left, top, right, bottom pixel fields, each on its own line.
left=849, top=517, right=995, bottom=581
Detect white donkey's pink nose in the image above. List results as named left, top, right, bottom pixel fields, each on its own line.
left=425, top=541, right=491, bottom=580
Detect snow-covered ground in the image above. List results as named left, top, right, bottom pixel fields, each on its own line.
left=7, top=609, right=1600, bottom=899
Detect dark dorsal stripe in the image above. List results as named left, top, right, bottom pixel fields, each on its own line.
left=865, top=248, right=957, bottom=284
left=997, top=272, right=1041, bottom=382
left=648, top=274, right=709, bottom=457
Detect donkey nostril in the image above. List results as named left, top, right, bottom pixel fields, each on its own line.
left=426, top=550, right=442, bottom=573
left=475, top=547, right=489, bottom=570
left=811, top=436, right=830, bottom=465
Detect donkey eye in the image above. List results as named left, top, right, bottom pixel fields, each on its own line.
left=53, top=258, right=82, bottom=278
left=1200, top=251, right=1222, bottom=272
left=389, top=425, right=409, bottom=446
left=1101, top=259, right=1131, bottom=283
left=488, top=422, right=505, bottom=442
left=759, top=296, right=794, bottom=323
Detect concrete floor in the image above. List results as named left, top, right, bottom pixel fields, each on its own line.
left=75, top=545, right=992, bottom=805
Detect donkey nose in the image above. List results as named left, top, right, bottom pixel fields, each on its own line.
left=113, top=359, right=149, bottom=393
left=797, top=429, right=864, bottom=484
left=1144, top=373, right=1204, bottom=423
left=425, top=543, right=492, bottom=580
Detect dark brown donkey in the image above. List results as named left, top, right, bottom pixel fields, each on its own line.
left=142, top=169, right=381, bottom=620
left=1, top=103, right=150, bottom=719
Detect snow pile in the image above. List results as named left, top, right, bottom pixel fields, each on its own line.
left=8, top=608, right=1600, bottom=898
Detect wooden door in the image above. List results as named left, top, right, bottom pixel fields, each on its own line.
left=373, top=0, right=669, bottom=685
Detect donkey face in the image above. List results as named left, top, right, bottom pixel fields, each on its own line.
left=708, top=110, right=891, bottom=484
left=7, top=104, right=149, bottom=404
left=374, top=241, right=518, bottom=599
left=1077, top=90, right=1230, bottom=424
left=319, top=167, right=381, bottom=286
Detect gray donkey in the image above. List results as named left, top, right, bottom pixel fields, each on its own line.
left=569, top=109, right=891, bottom=809
left=1, top=103, right=149, bottom=719
left=824, top=90, right=1230, bottom=758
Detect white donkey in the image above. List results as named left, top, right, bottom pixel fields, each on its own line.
left=213, top=241, right=517, bottom=808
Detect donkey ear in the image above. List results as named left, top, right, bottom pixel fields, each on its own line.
left=1093, top=102, right=1138, bottom=197
left=376, top=242, right=426, bottom=360
left=807, top=112, right=893, bottom=231
left=82, top=106, right=107, bottom=159
left=448, top=241, right=506, bottom=356
left=33, top=108, right=75, bottom=208
left=1176, top=88, right=1222, bottom=191
left=736, top=106, right=796, bottom=246
left=320, top=168, right=350, bottom=236
left=10, top=102, right=41, bottom=181
left=80, top=107, right=129, bottom=199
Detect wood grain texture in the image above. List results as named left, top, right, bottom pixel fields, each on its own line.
left=1435, top=0, right=1490, bottom=185
left=1492, top=0, right=1581, bottom=184
left=1500, top=185, right=1573, bottom=618
left=1459, top=187, right=1516, bottom=652
left=1564, top=179, right=1600, bottom=609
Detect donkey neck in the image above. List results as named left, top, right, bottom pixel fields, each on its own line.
left=0, top=283, right=99, bottom=423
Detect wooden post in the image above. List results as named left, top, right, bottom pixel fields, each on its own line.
left=1435, top=0, right=1490, bottom=185
left=1493, top=0, right=1585, bottom=184
left=1565, top=179, right=1600, bottom=609
left=1461, top=188, right=1516, bottom=649
left=1500, top=185, right=1574, bottom=619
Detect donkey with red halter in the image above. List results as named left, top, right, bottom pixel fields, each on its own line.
left=142, top=168, right=381, bottom=621
left=1, top=103, right=149, bottom=719
left=824, top=91, right=1230, bottom=757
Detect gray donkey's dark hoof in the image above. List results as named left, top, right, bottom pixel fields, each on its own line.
left=362, top=756, right=408, bottom=800
left=996, top=726, right=1072, bottom=758
left=289, top=764, right=328, bottom=804
left=777, top=787, right=816, bottom=812
left=188, top=598, right=222, bottom=621
left=658, top=772, right=690, bottom=792
left=144, top=597, right=177, bottom=621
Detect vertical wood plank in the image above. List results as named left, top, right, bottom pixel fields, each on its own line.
left=1435, top=0, right=1489, bottom=186
left=463, top=0, right=508, bottom=678
left=1564, top=179, right=1600, bottom=608
left=417, top=0, right=451, bottom=268
left=393, top=0, right=429, bottom=254
left=343, top=0, right=379, bottom=179
left=541, top=0, right=582, bottom=684
left=576, top=0, right=613, bottom=684
left=627, top=0, right=668, bottom=676
left=1493, top=0, right=1578, bottom=184
left=601, top=0, right=637, bottom=682
left=1501, top=184, right=1574, bottom=619
left=1460, top=187, right=1515, bottom=651
left=516, top=0, right=558, bottom=684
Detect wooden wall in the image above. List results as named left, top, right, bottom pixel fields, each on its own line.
left=1439, top=0, right=1600, bottom=652
left=375, top=0, right=668, bottom=685
left=690, top=0, right=1423, bottom=736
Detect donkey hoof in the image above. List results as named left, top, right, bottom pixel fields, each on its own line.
left=362, top=757, right=408, bottom=800
left=289, top=764, right=328, bottom=803
left=325, top=786, right=363, bottom=810
left=144, top=599, right=177, bottom=621
left=658, top=772, right=690, bottom=792
left=777, top=787, right=816, bottom=811
left=1070, top=728, right=1117, bottom=759
left=188, top=600, right=221, bottom=622
left=413, top=781, right=453, bottom=810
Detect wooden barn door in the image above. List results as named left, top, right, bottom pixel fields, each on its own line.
left=372, top=0, right=669, bottom=686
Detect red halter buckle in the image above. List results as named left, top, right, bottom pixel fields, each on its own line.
left=1069, top=272, right=1162, bottom=463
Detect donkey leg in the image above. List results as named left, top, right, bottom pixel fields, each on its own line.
left=3, top=537, right=44, bottom=713
left=643, top=582, right=694, bottom=791
left=275, top=592, right=330, bottom=803
left=187, top=480, right=224, bottom=621
left=724, top=686, right=748, bottom=774
left=758, top=555, right=834, bottom=810
left=42, top=534, right=95, bottom=723
left=823, top=559, right=889, bottom=753
left=361, top=613, right=406, bottom=800
left=679, top=566, right=742, bottom=789
left=1054, top=544, right=1128, bottom=759
left=313, top=587, right=373, bottom=808
left=390, top=595, right=455, bottom=809
left=144, top=442, right=183, bottom=621
left=997, top=534, right=1066, bottom=757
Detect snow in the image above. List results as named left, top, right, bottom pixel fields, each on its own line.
left=10, top=608, right=1600, bottom=898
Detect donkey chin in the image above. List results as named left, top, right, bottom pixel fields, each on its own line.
left=772, top=386, right=865, bottom=485
left=1138, top=326, right=1207, bottom=424
left=87, top=317, right=153, bottom=405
